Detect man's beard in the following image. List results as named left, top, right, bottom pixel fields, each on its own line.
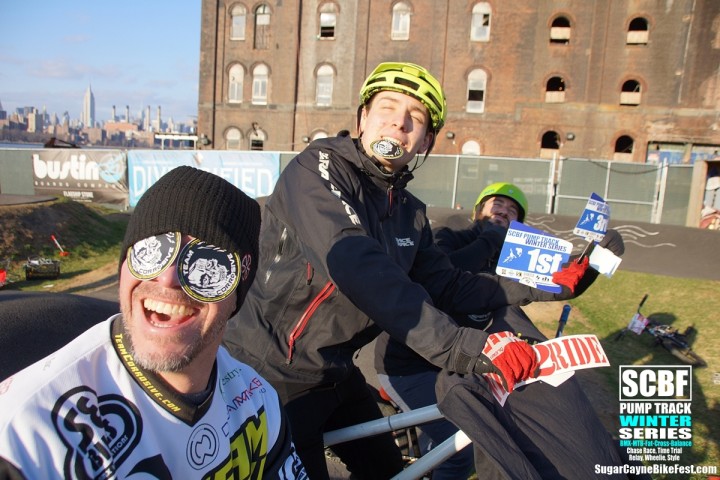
left=119, top=292, right=224, bottom=373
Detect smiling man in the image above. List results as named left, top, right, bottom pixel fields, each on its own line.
left=0, top=167, right=306, bottom=479
left=223, top=62, right=593, bottom=479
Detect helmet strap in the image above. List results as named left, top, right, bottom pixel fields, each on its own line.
left=407, top=130, right=436, bottom=173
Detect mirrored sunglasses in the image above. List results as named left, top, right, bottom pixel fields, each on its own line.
left=127, top=232, right=240, bottom=303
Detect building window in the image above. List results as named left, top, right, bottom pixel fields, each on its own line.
left=231, top=5, right=247, bottom=40
left=466, top=69, right=487, bottom=113
left=545, top=76, right=565, bottom=103
left=252, top=64, right=269, bottom=105
left=312, top=130, right=329, bottom=141
left=614, top=135, right=634, bottom=161
left=316, top=65, right=334, bottom=106
left=540, top=130, right=560, bottom=159
left=462, top=140, right=482, bottom=155
left=550, top=16, right=571, bottom=44
left=228, top=64, right=244, bottom=103
left=319, top=2, right=337, bottom=39
left=391, top=2, right=411, bottom=41
left=470, top=3, right=491, bottom=42
left=226, top=127, right=242, bottom=149
left=254, top=4, right=271, bottom=49
left=620, top=79, right=641, bottom=105
left=627, top=17, right=649, bottom=45
left=250, top=126, right=266, bottom=150
left=541, top=131, right=560, bottom=149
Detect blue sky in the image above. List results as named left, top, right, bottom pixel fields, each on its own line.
left=1, top=1, right=201, bottom=124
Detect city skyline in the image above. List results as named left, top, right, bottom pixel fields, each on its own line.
left=0, top=1, right=202, bottom=124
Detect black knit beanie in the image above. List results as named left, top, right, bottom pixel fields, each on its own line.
left=120, top=166, right=260, bottom=312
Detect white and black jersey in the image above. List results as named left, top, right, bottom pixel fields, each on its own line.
left=0, top=317, right=306, bottom=479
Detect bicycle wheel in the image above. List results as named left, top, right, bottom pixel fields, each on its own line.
left=665, top=342, right=707, bottom=367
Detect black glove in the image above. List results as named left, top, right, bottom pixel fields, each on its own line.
left=599, top=228, right=624, bottom=256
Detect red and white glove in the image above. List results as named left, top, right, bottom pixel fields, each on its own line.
left=473, top=333, right=539, bottom=392
left=552, top=256, right=590, bottom=293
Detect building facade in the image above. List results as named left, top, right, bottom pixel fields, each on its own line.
left=197, top=0, right=720, bottom=163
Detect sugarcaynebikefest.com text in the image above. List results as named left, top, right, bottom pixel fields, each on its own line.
left=595, top=365, right=718, bottom=476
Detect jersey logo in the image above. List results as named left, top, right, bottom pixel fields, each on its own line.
left=395, top=237, right=415, bottom=247
left=187, top=424, right=220, bottom=470
left=52, top=386, right=144, bottom=479
left=200, top=406, right=272, bottom=479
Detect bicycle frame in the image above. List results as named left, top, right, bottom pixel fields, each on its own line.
left=323, top=404, right=471, bottom=480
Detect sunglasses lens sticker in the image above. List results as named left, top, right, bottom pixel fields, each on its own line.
left=128, top=232, right=181, bottom=280
left=178, top=240, right=240, bottom=302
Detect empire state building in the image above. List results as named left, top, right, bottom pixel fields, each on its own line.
left=82, top=84, right=95, bottom=128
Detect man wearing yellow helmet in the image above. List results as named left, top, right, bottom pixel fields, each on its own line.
left=223, top=62, right=599, bottom=479
left=473, top=181, right=528, bottom=226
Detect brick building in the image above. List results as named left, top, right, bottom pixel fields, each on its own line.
left=197, top=0, right=720, bottom=163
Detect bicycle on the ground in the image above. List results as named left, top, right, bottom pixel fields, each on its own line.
left=615, top=294, right=706, bottom=367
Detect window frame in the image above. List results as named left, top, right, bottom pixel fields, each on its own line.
left=466, top=68, right=488, bottom=113
left=252, top=64, right=269, bottom=105
left=318, top=2, right=338, bottom=39
left=315, top=65, right=334, bottom=107
left=391, top=2, right=411, bottom=41
left=228, top=64, right=244, bottom=104
left=230, top=5, right=247, bottom=40
left=225, top=127, right=243, bottom=149
left=470, top=3, right=492, bottom=42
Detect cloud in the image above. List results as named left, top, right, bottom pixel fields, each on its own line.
left=62, top=34, right=91, bottom=44
left=25, top=60, right=123, bottom=81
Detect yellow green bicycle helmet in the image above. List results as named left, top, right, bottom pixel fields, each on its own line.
left=474, top=182, right=528, bottom=221
left=359, top=62, right=447, bottom=132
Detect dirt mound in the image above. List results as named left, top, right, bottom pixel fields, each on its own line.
left=0, top=200, right=128, bottom=260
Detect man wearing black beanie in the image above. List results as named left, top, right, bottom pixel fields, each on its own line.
left=0, top=167, right=307, bottom=479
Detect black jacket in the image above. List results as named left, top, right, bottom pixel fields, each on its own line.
left=375, top=220, right=509, bottom=376
left=434, top=220, right=507, bottom=274
left=223, top=133, right=567, bottom=390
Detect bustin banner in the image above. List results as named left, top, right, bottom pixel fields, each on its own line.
left=31, top=149, right=128, bottom=205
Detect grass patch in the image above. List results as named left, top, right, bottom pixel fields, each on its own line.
left=565, top=271, right=720, bottom=479
left=0, top=200, right=127, bottom=291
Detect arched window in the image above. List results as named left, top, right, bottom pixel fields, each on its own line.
left=620, top=79, right=641, bottom=105
left=627, top=17, right=649, bottom=45
left=550, top=16, right=571, bottom=44
left=230, top=5, right=247, bottom=40
left=316, top=65, right=334, bottom=106
left=252, top=64, right=269, bottom=105
left=391, top=2, right=411, bottom=40
left=462, top=140, right=482, bottom=155
left=228, top=64, right=244, bottom=103
left=545, top=76, right=566, bottom=103
left=226, top=127, right=243, bottom=149
left=614, top=135, right=634, bottom=161
left=616, top=136, right=633, bottom=152
left=470, top=3, right=491, bottom=42
left=254, top=4, right=271, bottom=49
left=312, top=130, right=329, bottom=141
left=540, top=130, right=560, bottom=158
left=319, top=2, right=337, bottom=39
left=250, top=126, right=266, bottom=150
left=467, top=69, right=487, bottom=113
left=541, top=131, right=560, bottom=149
